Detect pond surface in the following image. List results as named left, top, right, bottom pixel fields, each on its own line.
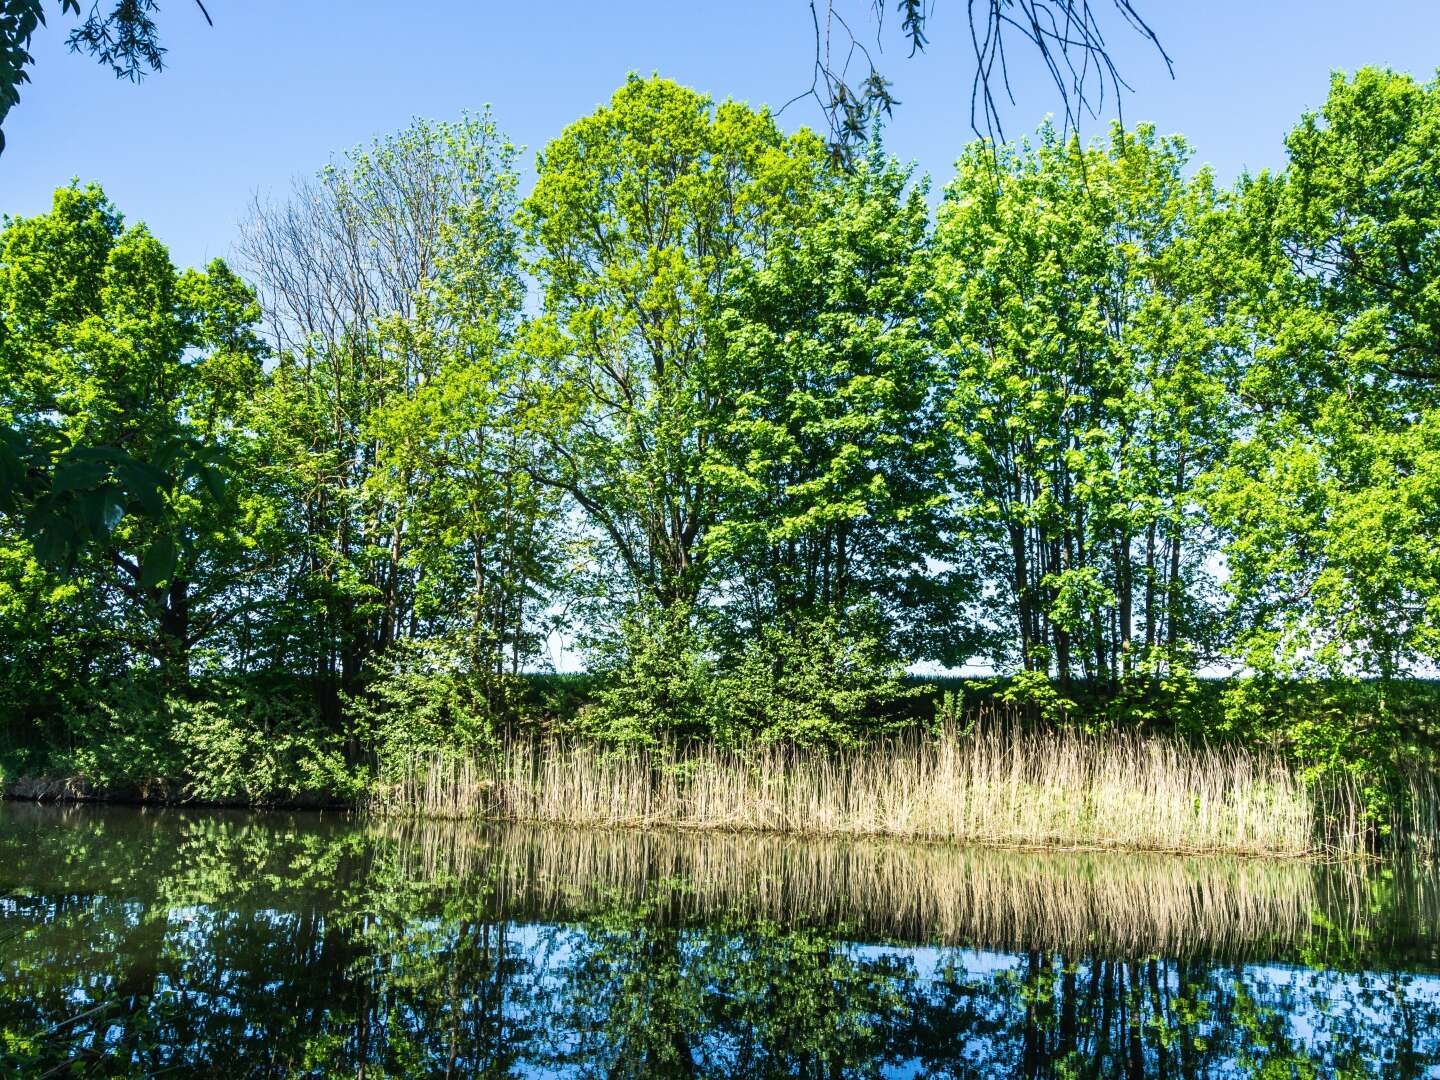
left=0, top=802, right=1437, bottom=1078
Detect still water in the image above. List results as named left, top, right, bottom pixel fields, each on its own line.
left=0, top=802, right=1436, bottom=1078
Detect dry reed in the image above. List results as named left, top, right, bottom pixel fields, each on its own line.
left=365, top=715, right=1425, bottom=858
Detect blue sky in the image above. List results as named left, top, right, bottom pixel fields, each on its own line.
left=6, top=1, right=1440, bottom=271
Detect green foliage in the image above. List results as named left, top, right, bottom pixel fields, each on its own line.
left=520, top=74, right=828, bottom=613
left=0, top=182, right=267, bottom=675
left=346, top=636, right=511, bottom=781
left=239, top=110, right=554, bottom=710
left=995, top=667, right=1077, bottom=725
left=710, top=139, right=969, bottom=664
left=579, top=603, right=923, bottom=750
left=2, top=71, right=1440, bottom=825
left=51, top=676, right=357, bottom=804
left=1215, top=676, right=1438, bottom=829
left=576, top=600, right=924, bottom=751
left=717, top=610, right=922, bottom=747
left=931, top=122, right=1233, bottom=693
left=165, top=686, right=359, bottom=804
left=1214, top=69, right=1440, bottom=684
left=581, top=603, right=720, bottom=746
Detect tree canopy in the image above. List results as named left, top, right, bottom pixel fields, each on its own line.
left=3, top=67, right=1440, bottom=806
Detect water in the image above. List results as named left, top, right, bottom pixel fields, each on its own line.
left=0, top=802, right=1437, bottom=1078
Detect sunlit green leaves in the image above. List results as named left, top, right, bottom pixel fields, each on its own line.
left=0, top=182, right=265, bottom=681
left=521, top=75, right=827, bottom=614
left=1216, top=69, right=1440, bottom=687
left=932, top=122, right=1233, bottom=698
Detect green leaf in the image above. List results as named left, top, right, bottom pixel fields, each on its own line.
left=139, top=536, right=179, bottom=591
left=115, top=460, right=171, bottom=517
left=30, top=526, right=68, bottom=568
left=74, top=485, right=126, bottom=540
left=51, top=459, right=110, bottom=495
left=198, top=464, right=227, bottom=504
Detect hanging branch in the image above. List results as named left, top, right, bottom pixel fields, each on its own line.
left=0, top=0, right=214, bottom=155
left=791, top=1, right=1173, bottom=163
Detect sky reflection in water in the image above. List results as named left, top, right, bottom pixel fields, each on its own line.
left=0, top=802, right=1437, bottom=1078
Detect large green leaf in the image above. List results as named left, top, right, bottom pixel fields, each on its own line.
left=138, top=535, right=179, bottom=591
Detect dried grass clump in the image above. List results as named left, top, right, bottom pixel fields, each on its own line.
left=368, top=714, right=1417, bottom=858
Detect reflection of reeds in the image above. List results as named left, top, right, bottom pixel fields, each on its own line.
left=370, top=721, right=1388, bottom=858
left=370, top=819, right=1439, bottom=960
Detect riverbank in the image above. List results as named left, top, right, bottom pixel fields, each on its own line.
left=10, top=719, right=1438, bottom=860
left=368, top=725, right=1440, bottom=860
left=1, top=775, right=349, bottom=810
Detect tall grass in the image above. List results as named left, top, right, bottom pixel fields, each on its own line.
left=369, top=714, right=1434, bottom=858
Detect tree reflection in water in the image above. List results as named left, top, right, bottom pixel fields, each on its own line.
left=0, top=803, right=1436, bottom=1077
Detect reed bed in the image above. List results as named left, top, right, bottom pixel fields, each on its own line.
left=366, top=718, right=1427, bottom=858
left=1391, top=764, right=1440, bottom=857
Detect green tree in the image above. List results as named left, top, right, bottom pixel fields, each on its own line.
left=519, top=75, right=827, bottom=620
left=1213, top=68, right=1440, bottom=686
left=0, top=183, right=264, bottom=678
left=240, top=112, right=554, bottom=729
left=709, top=142, right=967, bottom=666
left=1204, top=69, right=1440, bottom=791
left=931, top=123, right=1235, bottom=713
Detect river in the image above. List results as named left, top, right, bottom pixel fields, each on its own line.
left=0, top=801, right=1436, bottom=1077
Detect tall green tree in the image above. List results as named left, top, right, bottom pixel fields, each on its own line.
left=239, top=113, right=553, bottom=720
left=1213, top=68, right=1440, bottom=685
left=709, top=142, right=967, bottom=665
left=520, top=75, right=827, bottom=619
left=932, top=123, right=1235, bottom=709
left=0, top=183, right=264, bottom=679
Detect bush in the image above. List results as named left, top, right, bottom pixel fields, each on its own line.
left=52, top=678, right=180, bottom=798
left=346, top=635, right=512, bottom=782
left=52, top=675, right=358, bottom=804
left=170, top=688, right=359, bottom=804
left=579, top=605, right=924, bottom=749
left=580, top=603, right=721, bottom=746
left=718, top=614, right=922, bottom=747
left=1216, top=675, right=1436, bottom=830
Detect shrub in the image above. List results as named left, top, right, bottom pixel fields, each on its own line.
left=580, top=603, right=721, bottom=746
left=346, top=635, right=513, bottom=782
left=54, top=675, right=358, bottom=804
left=718, top=613, right=923, bottom=747
left=170, top=689, right=358, bottom=804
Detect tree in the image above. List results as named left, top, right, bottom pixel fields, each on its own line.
left=708, top=140, right=971, bottom=667
left=238, top=112, right=553, bottom=719
left=1, top=1, right=220, bottom=571
left=1213, top=68, right=1440, bottom=685
left=0, top=182, right=264, bottom=678
left=931, top=123, right=1234, bottom=712
left=520, top=75, right=828, bottom=620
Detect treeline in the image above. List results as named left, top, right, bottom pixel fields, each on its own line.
left=2, top=69, right=1439, bottom=801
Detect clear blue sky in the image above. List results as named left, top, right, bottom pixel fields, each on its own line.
left=6, top=1, right=1440, bottom=271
